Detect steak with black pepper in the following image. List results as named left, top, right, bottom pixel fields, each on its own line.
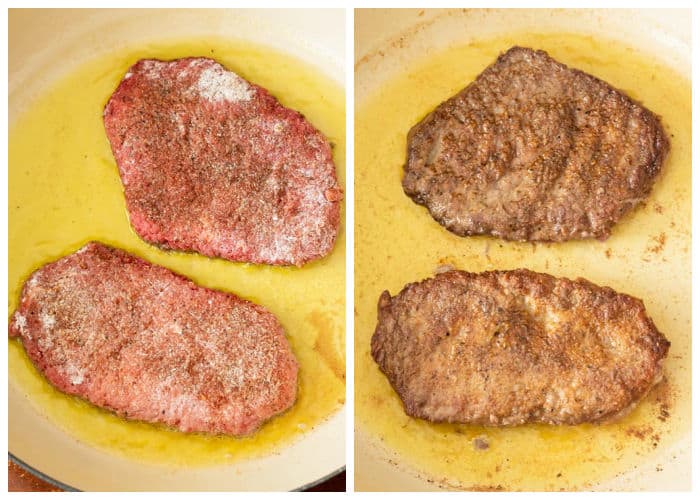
left=403, top=47, right=669, bottom=241
left=104, top=58, right=341, bottom=266
left=371, top=269, right=669, bottom=425
left=9, top=242, right=298, bottom=435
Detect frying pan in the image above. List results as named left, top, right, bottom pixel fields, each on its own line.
left=8, top=8, right=345, bottom=491
left=354, top=8, right=690, bottom=491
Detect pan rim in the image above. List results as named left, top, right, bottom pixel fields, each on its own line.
left=9, top=451, right=346, bottom=492
left=9, top=452, right=78, bottom=492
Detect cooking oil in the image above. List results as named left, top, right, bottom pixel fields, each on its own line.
left=9, top=37, right=345, bottom=466
left=355, top=32, right=690, bottom=490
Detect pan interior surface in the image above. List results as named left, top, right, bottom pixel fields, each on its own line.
left=9, top=9, right=345, bottom=492
left=355, top=10, right=690, bottom=492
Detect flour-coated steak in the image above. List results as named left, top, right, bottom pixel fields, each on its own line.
left=104, top=57, right=341, bottom=265
left=9, top=242, right=298, bottom=435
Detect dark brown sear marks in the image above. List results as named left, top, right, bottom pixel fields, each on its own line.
left=403, top=47, right=669, bottom=241
left=371, top=269, right=669, bottom=426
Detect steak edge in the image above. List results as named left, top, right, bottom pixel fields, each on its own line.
left=9, top=242, right=298, bottom=435
left=371, top=269, right=669, bottom=425
left=403, top=46, right=669, bottom=241
left=104, top=57, right=341, bottom=266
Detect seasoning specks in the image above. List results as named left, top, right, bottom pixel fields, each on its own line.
left=102, top=57, right=340, bottom=266
left=8, top=242, right=299, bottom=435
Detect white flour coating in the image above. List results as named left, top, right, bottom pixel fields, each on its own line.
left=152, top=380, right=209, bottom=427
left=294, top=174, right=333, bottom=255
left=39, top=311, right=56, bottom=329
left=142, top=60, right=169, bottom=80
left=202, top=337, right=246, bottom=388
left=64, top=362, right=85, bottom=386
left=209, top=160, right=333, bottom=263
left=176, top=58, right=205, bottom=80
left=256, top=233, right=296, bottom=263
left=14, top=313, right=27, bottom=334
left=195, top=66, right=253, bottom=103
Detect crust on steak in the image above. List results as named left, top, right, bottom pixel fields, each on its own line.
left=371, top=269, right=669, bottom=426
left=403, top=47, right=669, bottom=242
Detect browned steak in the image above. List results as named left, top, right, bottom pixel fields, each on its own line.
left=403, top=47, right=669, bottom=241
left=103, top=58, right=341, bottom=266
left=371, top=269, right=669, bottom=425
left=9, top=242, right=298, bottom=436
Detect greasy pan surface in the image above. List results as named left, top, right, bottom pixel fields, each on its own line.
left=9, top=9, right=345, bottom=491
left=355, top=8, right=690, bottom=491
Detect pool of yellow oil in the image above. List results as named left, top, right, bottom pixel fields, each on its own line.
left=8, top=38, right=345, bottom=467
left=355, top=33, right=690, bottom=490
